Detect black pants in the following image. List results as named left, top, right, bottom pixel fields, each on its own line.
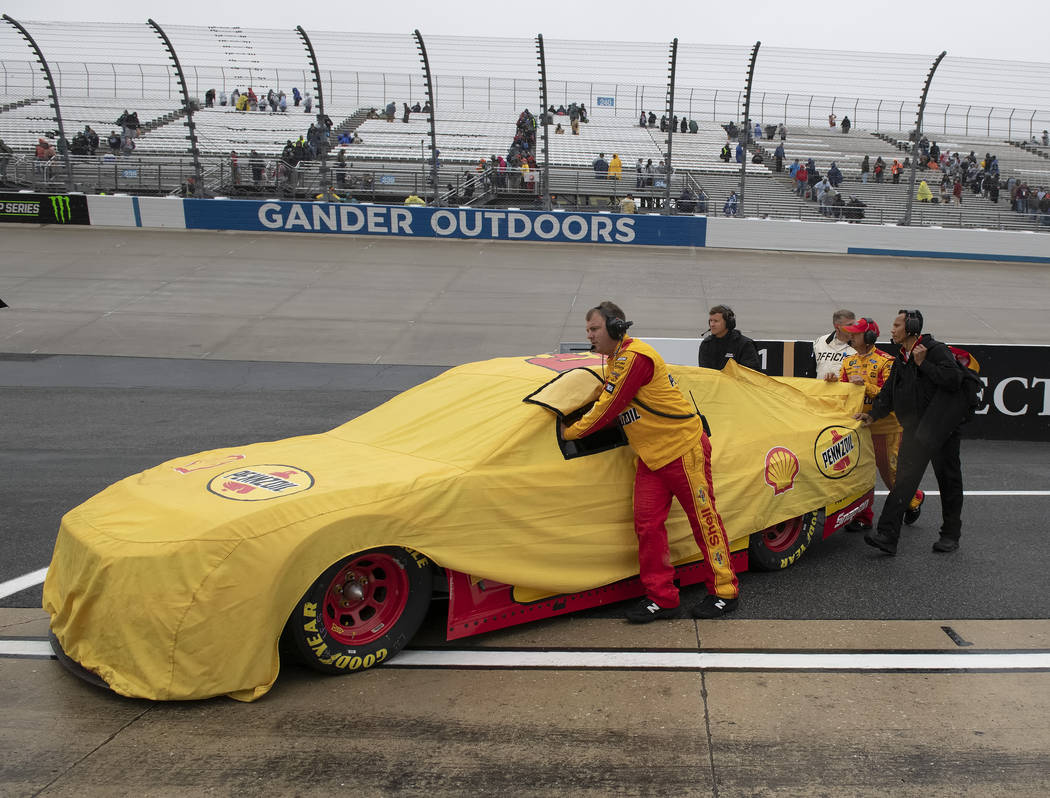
left=876, top=426, right=963, bottom=543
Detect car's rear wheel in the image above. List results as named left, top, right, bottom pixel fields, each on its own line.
left=747, top=511, right=820, bottom=571
left=283, top=546, right=434, bottom=675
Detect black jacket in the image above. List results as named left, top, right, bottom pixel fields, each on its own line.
left=869, top=333, right=966, bottom=446
left=698, top=329, right=761, bottom=371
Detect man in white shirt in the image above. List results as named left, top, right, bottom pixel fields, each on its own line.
left=813, top=309, right=856, bottom=380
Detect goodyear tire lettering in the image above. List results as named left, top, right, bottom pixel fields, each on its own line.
left=282, top=547, right=434, bottom=677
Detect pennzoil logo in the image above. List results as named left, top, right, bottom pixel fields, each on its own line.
left=526, top=352, right=606, bottom=373
left=764, top=446, right=800, bottom=494
left=814, top=426, right=859, bottom=479
left=207, top=464, right=314, bottom=501
left=50, top=196, right=72, bottom=223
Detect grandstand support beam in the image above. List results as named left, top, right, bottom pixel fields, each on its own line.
left=738, top=41, right=761, bottom=216
left=413, top=30, right=440, bottom=206
left=3, top=15, right=74, bottom=191
left=296, top=26, right=331, bottom=202
left=903, top=50, right=946, bottom=227
left=536, top=34, right=551, bottom=211
left=663, top=38, right=677, bottom=215
left=148, top=19, right=204, bottom=197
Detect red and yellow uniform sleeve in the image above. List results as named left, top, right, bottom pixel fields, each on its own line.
left=563, top=347, right=654, bottom=440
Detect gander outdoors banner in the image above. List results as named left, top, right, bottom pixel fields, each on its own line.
left=0, top=192, right=90, bottom=225
left=182, top=199, right=707, bottom=247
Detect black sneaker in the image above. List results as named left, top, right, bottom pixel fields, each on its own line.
left=863, top=530, right=897, bottom=556
left=932, top=537, right=959, bottom=553
left=624, top=598, right=680, bottom=623
left=846, top=519, right=872, bottom=532
left=690, top=594, right=739, bottom=619
left=904, top=494, right=924, bottom=526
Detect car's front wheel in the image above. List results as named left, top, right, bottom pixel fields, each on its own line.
left=747, top=512, right=820, bottom=571
left=283, top=546, right=434, bottom=674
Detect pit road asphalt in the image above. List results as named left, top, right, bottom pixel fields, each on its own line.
left=1, top=226, right=1049, bottom=797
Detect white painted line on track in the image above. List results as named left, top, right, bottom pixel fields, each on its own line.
left=0, top=567, right=47, bottom=600
left=0, top=640, right=52, bottom=657
left=3, top=640, right=1049, bottom=671
left=388, top=649, right=1050, bottom=672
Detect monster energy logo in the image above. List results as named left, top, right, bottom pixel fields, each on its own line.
left=50, top=195, right=71, bottom=223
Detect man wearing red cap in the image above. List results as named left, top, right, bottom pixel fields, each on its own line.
left=837, top=317, right=923, bottom=531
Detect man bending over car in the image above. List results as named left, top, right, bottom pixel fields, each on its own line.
left=561, top=301, right=740, bottom=622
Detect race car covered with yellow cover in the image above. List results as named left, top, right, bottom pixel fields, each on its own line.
left=44, top=353, right=873, bottom=701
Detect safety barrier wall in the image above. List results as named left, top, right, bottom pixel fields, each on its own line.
left=6, top=192, right=1047, bottom=440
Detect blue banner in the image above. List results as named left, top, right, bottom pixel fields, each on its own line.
left=182, top=199, right=707, bottom=247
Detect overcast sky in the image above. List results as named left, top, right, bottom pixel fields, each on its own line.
left=3, top=0, right=1049, bottom=64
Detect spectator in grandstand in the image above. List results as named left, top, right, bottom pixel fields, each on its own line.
left=753, top=122, right=762, bottom=140
left=777, top=123, right=787, bottom=141
left=680, top=117, right=688, bottom=134
left=827, top=161, right=843, bottom=188
left=0, top=138, right=11, bottom=184
left=806, top=162, right=821, bottom=198
left=773, top=142, right=785, bottom=172
left=579, top=103, right=588, bottom=123
left=555, top=123, right=564, bottom=134
left=873, top=156, right=885, bottom=183
left=939, top=177, right=951, bottom=204
left=722, top=192, right=738, bottom=217
left=205, top=89, right=215, bottom=108
left=841, top=116, right=851, bottom=134
left=619, top=193, right=637, bottom=214
left=412, top=102, right=422, bottom=113
left=689, top=119, right=698, bottom=134
left=929, top=141, right=940, bottom=163
left=571, top=117, right=580, bottom=135
left=608, top=154, right=622, bottom=180
left=236, top=93, right=250, bottom=112
left=676, top=187, right=695, bottom=214
left=338, top=131, right=351, bottom=146
left=828, top=113, right=837, bottom=128
left=639, top=111, right=647, bottom=128
left=988, top=175, right=1000, bottom=203
left=953, top=179, right=963, bottom=206
left=402, top=103, right=411, bottom=123
left=84, top=126, right=99, bottom=155
left=699, top=305, right=758, bottom=370
left=830, top=192, right=846, bottom=219
left=795, top=162, right=808, bottom=196
left=918, top=135, right=929, bottom=160
left=304, top=92, right=313, bottom=113
left=891, top=159, right=903, bottom=184
left=719, top=142, right=732, bottom=163
left=231, top=88, right=240, bottom=106
left=916, top=180, right=932, bottom=202
left=647, top=111, right=656, bottom=128
left=788, top=158, right=799, bottom=179
left=404, top=193, right=425, bottom=206
left=107, top=131, right=121, bottom=153
left=34, top=137, right=55, bottom=181
left=697, top=187, right=709, bottom=214
left=659, top=114, right=668, bottom=132
left=858, top=155, right=869, bottom=184
left=422, top=100, right=432, bottom=113
left=219, top=90, right=227, bottom=106
left=592, top=153, right=608, bottom=179
left=250, top=150, right=264, bottom=187
left=816, top=176, right=834, bottom=214
left=733, top=142, right=744, bottom=163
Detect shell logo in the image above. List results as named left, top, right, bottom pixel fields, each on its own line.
left=814, top=426, right=860, bottom=479
left=764, top=446, right=800, bottom=495
left=207, top=464, right=314, bottom=501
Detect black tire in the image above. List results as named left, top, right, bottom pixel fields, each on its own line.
left=747, top=511, right=821, bottom=571
left=283, top=546, right=434, bottom=675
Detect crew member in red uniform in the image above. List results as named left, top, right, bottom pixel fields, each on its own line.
left=837, top=317, right=924, bottom=530
left=562, top=301, right=740, bottom=622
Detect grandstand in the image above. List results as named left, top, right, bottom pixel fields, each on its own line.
left=0, top=20, right=1047, bottom=231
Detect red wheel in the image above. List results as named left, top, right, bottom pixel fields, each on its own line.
left=319, top=552, right=410, bottom=647
left=284, top=547, right=434, bottom=675
left=748, top=512, right=820, bottom=571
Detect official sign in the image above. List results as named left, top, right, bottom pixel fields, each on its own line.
left=596, top=96, right=615, bottom=107
left=182, top=199, right=707, bottom=247
left=0, top=192, right=90, bottom=225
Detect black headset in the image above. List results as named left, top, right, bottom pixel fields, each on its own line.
left=715, top=305, right=736, bottom=331
left=604, top=313, right=633, bottom=340
left=855, top=318, right=877, bottom=346
left=899, top=309, right=923, bottom=336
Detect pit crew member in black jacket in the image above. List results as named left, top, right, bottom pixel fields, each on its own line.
left=855, top=309, right=968, bottom=555
left=698, top=305, right=761, bottom=371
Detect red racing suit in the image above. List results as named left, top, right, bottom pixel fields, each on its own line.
left=563, top=337, right=738, bottom=607
left=840, top=347, right=923, bottom=524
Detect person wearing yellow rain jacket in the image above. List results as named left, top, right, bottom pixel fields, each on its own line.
left=562, top=302, right=739, bottom=623
left=608, top=153, right=622, bottom=180
left=836, top=317, right=924, bottom=531
left=916, top=180, right=933, bottom=202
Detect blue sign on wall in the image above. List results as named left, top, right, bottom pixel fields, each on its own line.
left=596, top=96, right=615, bottom=107
left=182, top=200, right=707, bottom=247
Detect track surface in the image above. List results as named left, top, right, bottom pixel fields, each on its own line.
left=2, top=227, right=1049, bottom=796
